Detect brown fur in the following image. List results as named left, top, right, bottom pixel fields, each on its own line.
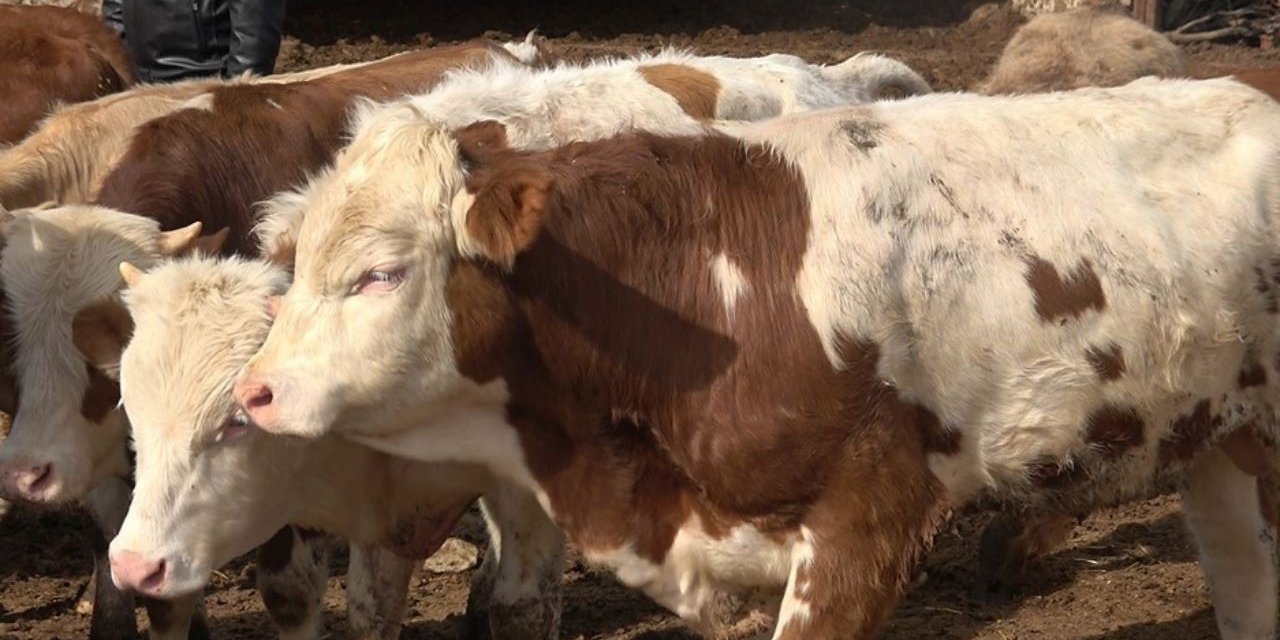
left=1024, top=255, right=1106, bottom=323
left=70, top=299, right=133, bottom=374
left=637, top=64, right=721, bottom=121
left=450, top=130, right=946, bottom=636
left=980, top=7, right=1185, bottom=95
left=0, top=5, right=134, bottom=145
left=1084, top=404, right=1144, bottom=457
left=94, top=42, right=516, bottom=254
left=1085, top=343, right=1125, bottom=381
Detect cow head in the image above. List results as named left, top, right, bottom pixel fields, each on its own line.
left=110, top=256, right=482, bottom=597
left=108, top=256, right=304, bottom=597
left=235, top=111, right=518, bottom=440
left=0, top=205, right=226, bottom=503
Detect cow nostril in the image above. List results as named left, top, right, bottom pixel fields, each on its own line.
left=27, top=463, right=52, bottom=492
left=247, top=386, right=273, bottom=410
left=141, top=558, right=167, bottom=591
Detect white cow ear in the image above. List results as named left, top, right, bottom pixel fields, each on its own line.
left=157, top=221, right=204, bottom=256
left=119, top=262, right=143, bottom=288
left=71, top=299, right=134, bottom=376
left=192, top=227, right=231, bottom=256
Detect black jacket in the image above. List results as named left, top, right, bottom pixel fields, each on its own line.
left=104, top=0, right=285, bottom=83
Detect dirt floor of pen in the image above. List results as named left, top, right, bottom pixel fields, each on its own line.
left=4, top=0, right=1280, bottom=638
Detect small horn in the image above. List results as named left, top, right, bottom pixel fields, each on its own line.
left=119, top=262, right=143, bottom=288
left=157, top=221, right=203, bottom=256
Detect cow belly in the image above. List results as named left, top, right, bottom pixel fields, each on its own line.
left=586, top=521, right=792, bottom=634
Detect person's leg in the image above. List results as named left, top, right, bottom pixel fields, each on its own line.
left=101, top=0, right=125, bottom=38
left=226, top=0, right=285, bottom=77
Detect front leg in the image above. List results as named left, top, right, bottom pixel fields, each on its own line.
left=345, top=543, right=415, bottom=640
left=772, top=442, right=945, bottom=639
left=256, top=526, right=332, bottom=640
left=1181, top=447, right=1278, bottom=640
left=141, top=594, right=208, bottom=640
left=465, top=484, right=564, bottom=640
left=85, top=476, right=140, bottom=640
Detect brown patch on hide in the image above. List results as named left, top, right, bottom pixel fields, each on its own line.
left=1024, top=255, right=1106, bottom=323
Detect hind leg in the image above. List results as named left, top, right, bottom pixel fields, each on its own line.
left=346, top=543, right=414, bottom=640
left=1181, top=447, right=1277, bottom=640
left=256, top=526, right=332, bottom=640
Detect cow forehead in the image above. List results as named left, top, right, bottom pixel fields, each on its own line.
left=124, top=259, right=282, bottom=435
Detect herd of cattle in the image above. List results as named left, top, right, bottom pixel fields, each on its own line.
left=2, top=3, right=1280, bottom=639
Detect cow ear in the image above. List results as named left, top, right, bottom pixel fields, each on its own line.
left=118, top=262, right=143, bottom=288
left=157, top=221, right=204, bottom=256
left=192, top=227, right=231, bottom=256
left=463, top=165, right=552, bottom=269
left=454, top=120, right=510, bottom=169
left=71, top=299, right=134, bottom=380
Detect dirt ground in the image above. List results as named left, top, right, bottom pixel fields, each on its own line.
left=4, top=0, right=1280, bottom=638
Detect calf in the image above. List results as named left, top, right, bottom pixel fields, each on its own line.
left=980, top=6, right=1184, bottom=94
left=109, top=255, right=565, bottom=638
left=0, top=5, right=135, bottom=145
left=0, top=41, right=535, bottom=639
left=234, top=78, right=1280, bottom=639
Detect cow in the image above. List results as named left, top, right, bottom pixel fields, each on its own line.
left=103, top=254, right=567, bottom=639
left=95, top=47, right=926, bottom=637
left=0, top=41, right=541, bottom=640
left=0, top=5, right=135, bottom=145
left=226, top=77, right=1280, bottom=639
left=980, top=6, right=1185, bottom=95
left=0, top=55, right=386, bottom=210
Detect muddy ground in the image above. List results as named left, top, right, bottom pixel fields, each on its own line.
left=3, top=0, right=1280, bottom=638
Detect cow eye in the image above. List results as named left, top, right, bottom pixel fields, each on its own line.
left=215, top=411, right=253, bottom=444
left=353, top=267, right=405, bottom=295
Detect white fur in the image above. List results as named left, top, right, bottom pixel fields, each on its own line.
left=711, top=253, right=750, bottom=321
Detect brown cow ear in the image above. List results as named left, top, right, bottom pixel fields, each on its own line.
left=464, top=166, right=552, bottom=269
left=71, top=299, right=134, bottom=380
left=454, top=120, right=510, bottom=169
left=192, top=227, right=231, bottom=256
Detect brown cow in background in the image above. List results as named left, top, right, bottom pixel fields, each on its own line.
left=0, top=5, right=135, bottom=145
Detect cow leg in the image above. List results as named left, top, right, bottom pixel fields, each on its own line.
left=1181, top=447, right=1278, bottom=640
left=771, top=442, right=944, bottom=640
left=465, top=485, right=564, bottom=640
left=256, top=526, right=331, bottom=640
left=141, top=594, right=208, bottom=640
left=974, top=510, right=1079, bottom=601
left=346, top=543, right=414, bottom=640
left=85, top=476, right=140, bottom=640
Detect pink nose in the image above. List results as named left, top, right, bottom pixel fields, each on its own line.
left=0, top=461, right=52, bottom=501
left=109, top=550, right=167, bottom=595
left=233, top=376, right=277, bottom=429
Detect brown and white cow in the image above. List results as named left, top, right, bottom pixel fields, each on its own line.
left=0, top=41, right=539, bottom=639
left=108, top=255, right=565, bottom=639
left=0, top=54, right=387, bottom=210
left=228, top=78, right=1280, bottom=639
left=102, top=47, right=927, bottom=637
left=0, top=5, right=135, bottom=146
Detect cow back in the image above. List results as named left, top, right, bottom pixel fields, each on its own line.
left=94, top=42, right=511, bottom=256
